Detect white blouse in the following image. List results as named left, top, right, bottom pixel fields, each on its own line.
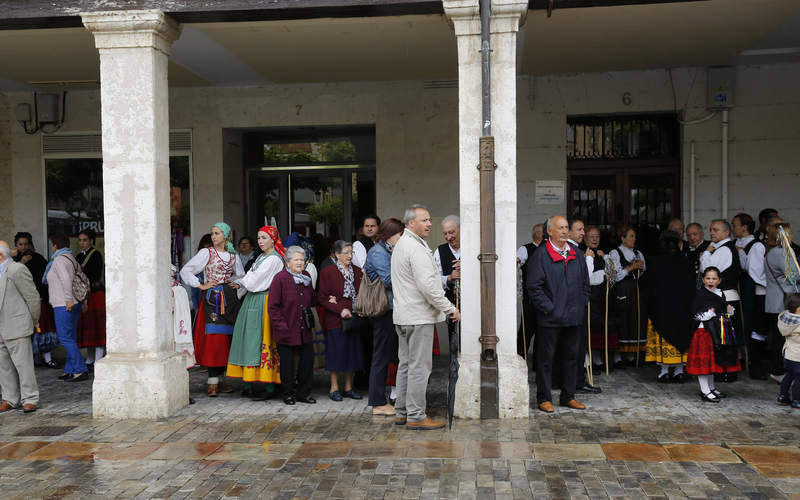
left=179, top=249, right=245, bottom=288
left=609, top=246, right=646, bottom=282
left=238, top=253, right=284, bottom=293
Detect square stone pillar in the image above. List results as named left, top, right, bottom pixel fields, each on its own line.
left=444, top=0, right=529, bottom=419
left=82, top=10, right=188, bottom=419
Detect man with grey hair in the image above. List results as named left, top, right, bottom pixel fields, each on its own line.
left=392, top=204, right=460, bottom=430
left=0, top=240, right=41, bottom=413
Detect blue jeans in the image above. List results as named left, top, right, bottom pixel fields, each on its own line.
left=54, top=304, right=87, bottom=375
left=780, top=358, right=800, bottom=402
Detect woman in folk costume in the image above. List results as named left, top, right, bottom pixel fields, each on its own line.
left=180, top=222, right=244, bottom=397
left=644, top=230, right=695, bottom=383
left=585, top=226, right=619, bottom=372
left=75, top=229, right=107, bottom=368
left=608, top=225, right=648, bottom=368
left=227, top=226, right=285, bottom=396
left=687, top=266, right=741, bottom=402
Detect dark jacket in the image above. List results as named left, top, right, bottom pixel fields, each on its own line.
left=318, top=263, right=363, bottom=331
left=268, top=269, right=316, bottom=346
left=526, top=240, right=590, bottom=328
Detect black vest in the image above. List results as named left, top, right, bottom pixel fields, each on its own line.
left=438, top=243, right=458, bottom=303
left=718, top=240, right=743, bottom=292
left=685, top=240, right=710, bottom=276
left=615, top=247, right=642, bottom=281
left=520, top=242, right=538, bottom=296
left=358, top=236, right=375, bottom=253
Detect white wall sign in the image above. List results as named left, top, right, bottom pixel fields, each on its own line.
left=535, top=180, right=564, bottom=205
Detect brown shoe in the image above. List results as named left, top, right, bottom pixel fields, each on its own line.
left=207, top=384, right=218, bottom=397
left=561, top=399, right=586, bottom=410
left=538, top=401, right=555, bottom=413
left=0, top=401, right=15, bottom=413
left=218, top=382, right=234, bottom=393
left=372, top=404, right=395, bottom=416
left=394, top=417, right=407, bottom=425
left=406, top=417, right=446, bottom=430
left=23, top=404, right=37, bottom=413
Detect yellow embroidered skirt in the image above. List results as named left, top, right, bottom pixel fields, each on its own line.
left=226, top=293, right=281, bottom=384
left=644, top=319, right=687, bottom=365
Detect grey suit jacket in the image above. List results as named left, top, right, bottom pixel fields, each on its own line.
left=0, top=260, right=41, bottom=341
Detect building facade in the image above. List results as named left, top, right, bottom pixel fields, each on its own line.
left=1, top=0, right=799, bottom=418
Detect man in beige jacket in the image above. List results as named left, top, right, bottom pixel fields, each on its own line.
left=0, top=240, right=41, bottom=413
left=391, top=204, right=460, bottom=430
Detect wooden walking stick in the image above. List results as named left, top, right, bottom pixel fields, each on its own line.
left=635, top=269, right=642, bottom=368
left=737, top=284, right=749, bottom=377
left=518, top=291, right=527, bottom=362
left=587, top=302, right=593, bottom=386
left=604, top=280, right=610, bottom=376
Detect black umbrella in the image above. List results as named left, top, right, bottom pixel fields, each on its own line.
left=448, top=320, right=459, bottom=429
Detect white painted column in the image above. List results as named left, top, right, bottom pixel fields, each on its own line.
left=444, top=0, right=529, bottom=419
left=82, top=10, right=188, bottom=419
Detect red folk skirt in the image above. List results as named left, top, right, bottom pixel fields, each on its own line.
left=589, top=328, right=620, bottom=351
left=77, top=290, right=106, bottom=348
left=686, top=328, right=742, bottom=375
left=193, top=300, right=233, bottom=368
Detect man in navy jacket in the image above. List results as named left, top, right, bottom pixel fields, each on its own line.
left=527, top=215, right=591, bottom=413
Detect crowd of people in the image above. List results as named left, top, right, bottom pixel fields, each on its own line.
left=1, top=204, right=798, bottom=419
left=519, top=209, right=800, bottom=412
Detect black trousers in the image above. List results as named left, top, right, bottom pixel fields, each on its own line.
left=277, top=342, right=314, bottom=398
left=766, top=313, right=786, bottom=376
left=536, top=325, right=578, bottom=405
left=368, top=311, right=397, bottom=406
left=517, top=297, right=535, bottom=358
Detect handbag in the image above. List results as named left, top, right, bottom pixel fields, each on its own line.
left=352, top=272, right=389, bottom=318
left=62, top=256, right=90, bottom=303
left=342, top=315, right=371, bottom=335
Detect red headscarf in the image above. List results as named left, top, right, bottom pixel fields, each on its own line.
left=259, top=226, right=285, bottom=257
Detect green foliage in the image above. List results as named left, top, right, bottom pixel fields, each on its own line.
left=307, top=197, right=344, bottom=226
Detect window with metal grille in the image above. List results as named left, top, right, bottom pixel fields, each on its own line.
left=567, top=114, right=679, bottom=161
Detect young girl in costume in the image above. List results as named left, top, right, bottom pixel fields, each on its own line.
left=180, top=222, right=244, bottom=397
left=687, top=266, right=741, bottom=402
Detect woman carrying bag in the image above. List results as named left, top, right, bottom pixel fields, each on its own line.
left=360, top=218, right=404, bottom=416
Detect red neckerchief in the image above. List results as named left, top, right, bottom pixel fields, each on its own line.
left=545, top=239, right=576, bottom=263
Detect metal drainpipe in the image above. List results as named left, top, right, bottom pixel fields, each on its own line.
left=478, top=0, right=499, bottom=420
left=721, top=109, right=729, bottom=219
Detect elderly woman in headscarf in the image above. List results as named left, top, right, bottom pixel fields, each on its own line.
left=227, top=226, right=285, bottom=398
left=318, top=240, right=364, bottom=401
left=269, top=245, right=318, bottom=405
left=180, top=222, right=244, bottom=397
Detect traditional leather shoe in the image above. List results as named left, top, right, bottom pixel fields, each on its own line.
left=207, top=384, right=219, bottom=397
left=67, top=372, right=89, bottom=382
left=241, top=386, right=253, bottom=398
left=58, top=373, right=71, bottom=380
left=577, top=384, right=602, bottom=394
left=44, top=360, right=58, bottom=369
left=342, top=390, right=362, bottom=400
left=0, top=401, right=15, bottom=413
left=394, top=417, right=407, bottom=425
left=792, top=400, right=800, bottom=409
left=701, top=392, right=720, bottom=403
left=778, top=394, right=791, bottom=405
left=671, top=372, right=686, bottom=384
left=711, top=389, right=727, bottom=399
left=657, top=373, right=671, bottom=384
left=283, top=395, right=296, bottom=406
left=721, top=373, right=738, bottom=383
left=613, top=360, right=626, bottom=370
left=189, top=397, right=196, bottom=405
left=561, top=399, right=586, bottom=410
left=538, top=401, right=555, bottom=413
left=372, top=404, right=395, bottom=416
left=218, top=382, right=234, bottom=393
left=406, top=417, right=446, bottom=430
left=297, top=396, right=317, bottom=404
left=23, top=404, right=37, bottom=413
left=329, top=391, right=343, bottom=402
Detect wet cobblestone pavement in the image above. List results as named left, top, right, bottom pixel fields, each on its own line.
left=1, top=358, right=798, bottom=499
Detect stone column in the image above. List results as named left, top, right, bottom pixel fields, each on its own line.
left=82, top=10, right=188, bottom=419
left=444, top=0, right=529, bottom=419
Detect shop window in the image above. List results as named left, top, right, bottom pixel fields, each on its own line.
left=45, top=156, right=192, bottom=266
